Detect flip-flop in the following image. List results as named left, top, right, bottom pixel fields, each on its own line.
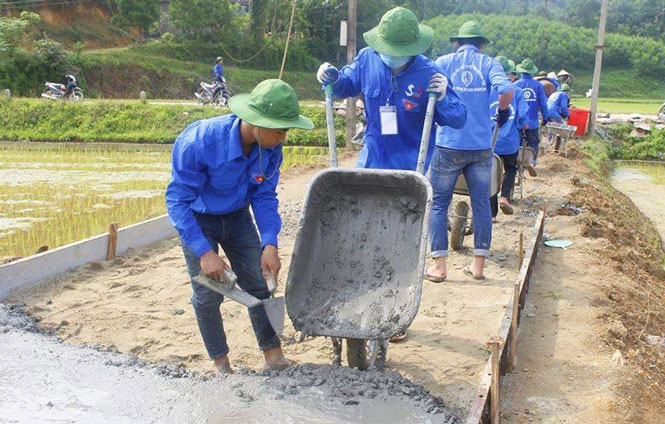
left=500, top=202, right=514, bottom=215
left=263, top=358, right=296, bottom=371
left=463, top=265, right=486, bottom=281
left=389, top=331, right=407, bottom=343
left=424, top=272, right=446, bottom=283
left=525, top=164, right=538, bottom=177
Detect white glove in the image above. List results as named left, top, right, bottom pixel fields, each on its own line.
left=316, top=62, right=340, bottom=85
left=427, top=73, right=448, bottom=101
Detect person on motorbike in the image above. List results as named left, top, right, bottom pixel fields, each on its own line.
left=64, top=75, right=78, bottom=99
left=213, top=57, right=225, bottom=84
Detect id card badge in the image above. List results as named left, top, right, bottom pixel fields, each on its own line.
left=380, top=105, right=398, bottom=135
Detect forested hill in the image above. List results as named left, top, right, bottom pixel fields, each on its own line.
left=426, top=13, right=665, bottom=77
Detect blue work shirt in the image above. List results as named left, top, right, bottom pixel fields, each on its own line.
left=166, top=115, right=282, bottom=257
left=547, top=90, right=570, bottom=120
left=434, top=45, right=512, bottom=151
left=214, top=63, right=224, bottom=78
left=513, top=73, right=549, bottom=129
left=332, top=47, right=467, bottom=170
left=489, top=86, right=529, bottom=155
left=547, top=77, right=561, bottom=90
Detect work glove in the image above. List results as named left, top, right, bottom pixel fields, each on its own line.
left=316, top=62, right=339, bottom=86
left=496, top=107, right=510, bottom=127
left=427, top=73, right=448, bottom=101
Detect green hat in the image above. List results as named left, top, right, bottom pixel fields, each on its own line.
left=537, top=71, right=547, bottom=76
left=561, top=83, right=571, bottom=92
left=216, top=56, right=223, bottom=62
left=516, top=58, right=538, bottom=75
left=363, top=7, right=433, bottom=57
left=229, top=79, right=314, bottom=130
left=450, top=20, right=491, bottom=44
left=494, top=56, right=516, bottom=74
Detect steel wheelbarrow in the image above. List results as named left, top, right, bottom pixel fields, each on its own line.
left=447, top=126, right=503, bottom=251
left=543, top=121, right=577, bottom=157
left=285, top=88, right=436, bottom=370
left=515, top=144, right=537, bottom=200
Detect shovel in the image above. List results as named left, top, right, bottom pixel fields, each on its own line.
left=192, top=268, right=285, bottom=335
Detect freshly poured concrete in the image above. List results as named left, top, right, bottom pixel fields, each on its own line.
left=0, top=304, right=458, bottom=423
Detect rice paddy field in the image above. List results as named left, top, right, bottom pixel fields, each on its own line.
left=616, top=160, right=665, bottom=185
left=0, top=142, right=328, bottom=259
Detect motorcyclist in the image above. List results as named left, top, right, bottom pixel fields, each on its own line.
left=64, top=75, right=77, bottom=99
left=213, top=57, right=225, bottom=84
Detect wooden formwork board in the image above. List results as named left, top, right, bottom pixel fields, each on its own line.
left=464, top=210, right=546, bottom=424
left=0, top=215, right=177, bottom=300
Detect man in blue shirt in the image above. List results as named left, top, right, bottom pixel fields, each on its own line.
left=166, top=79, right=314, bottom=374
left=213, top=56, right=224, bottom=83
left=316, top=7, right=466, bottom=172
left=489, top=56, right=529, bottom=220
left=514, top=58, right=549, bottom=177
left=427, top=21, right=514, bottom=282
left=547, top=84, right=571, bottom=123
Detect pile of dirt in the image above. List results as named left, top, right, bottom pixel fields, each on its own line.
left=565, top=173, right=665, bottom=421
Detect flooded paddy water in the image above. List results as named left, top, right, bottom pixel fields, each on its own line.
left=0, top=141, right=328, bottom=259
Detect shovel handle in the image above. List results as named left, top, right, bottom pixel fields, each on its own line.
left=325, top=84, right=338, bottom=168
left=416, top=93, right=437, bottom=175
left=263, top=269, right=277, bottom=294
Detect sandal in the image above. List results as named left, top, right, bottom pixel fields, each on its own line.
left=389, top=331, right=407, bottom=343
left=499, top=201, right=514, bottom=215
left=525, top=164, right=538, bottom=177
left=424, top=271, right=446, bottom=283
left=463, top=265, right=486, bottom=281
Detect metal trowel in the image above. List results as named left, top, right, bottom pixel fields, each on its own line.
left=192, top=269, right=285, bottom=335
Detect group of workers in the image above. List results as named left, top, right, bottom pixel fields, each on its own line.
left=166, top=7, right=573, bottom=373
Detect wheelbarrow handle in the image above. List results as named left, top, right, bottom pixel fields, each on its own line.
left=416, top=93, right=437, bottom=175
left=324, top=84, right=338, bottom=168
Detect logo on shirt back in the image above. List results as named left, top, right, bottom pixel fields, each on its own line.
left=523, top=88, right=536, bottom=102
left=461, top=71, right=473, bottom=86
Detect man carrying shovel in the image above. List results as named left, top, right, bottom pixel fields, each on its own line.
left=315, top=7, right=466, bottom=342
left=166, top=79, right=314, bottom=373
left=316, top=6, right=466, bottom=171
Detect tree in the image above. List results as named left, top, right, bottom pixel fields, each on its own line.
left=113, top=0, right=161, bottom=33
left=170, top=0, right=233, bottom=39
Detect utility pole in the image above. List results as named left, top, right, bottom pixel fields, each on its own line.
left=345, top=0, right=357, bottom=151
left=589, top=0, right=608, bottom=136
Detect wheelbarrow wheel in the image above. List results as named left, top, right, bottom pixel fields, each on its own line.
left=346, top=338, right=368, bottom=370
left=451, top=201, right=469, bottom=251
left=554, top=135, right=562, bottom=153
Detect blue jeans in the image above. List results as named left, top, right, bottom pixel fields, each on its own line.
left=521, top=128, right=540, bottom=164
left=180, top=207, right=280, bottom=360
left=429, top=147, right=493, bottom=258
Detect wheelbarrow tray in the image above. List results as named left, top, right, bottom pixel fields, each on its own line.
left=544, top=122, right=576, bottom=138
left=285, top=168, right=432, bottom=340
left=453, top=154, right=503, bottom=197
left=516, top=146, right=536, bottom=166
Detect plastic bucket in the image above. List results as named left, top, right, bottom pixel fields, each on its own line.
left=568, top=107, right=590, bottom=136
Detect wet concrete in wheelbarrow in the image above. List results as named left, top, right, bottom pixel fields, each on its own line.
left=0, top=303, right=459, bottom=423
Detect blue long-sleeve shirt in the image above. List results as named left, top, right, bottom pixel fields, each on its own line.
left=513, top=73, right=549, bottom=129
left=166, top=115, right=282, bottom=257
left=434, top=45, right=513, bottom=150
left=332, top=47, right=467, bottom=170
left=547, top=90, right=570, bottom=120
left=214, top=63, right=224, bottom=79
left=489, top=86, right=529, bottom=155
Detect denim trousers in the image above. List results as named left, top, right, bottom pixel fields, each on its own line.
left=490, top=152, right=519, bottom=217
left=521, top=128, right=540, bottom=164
left=430, top=146, right=493, bottom=258
left=180, top=207, right=280, bottom=359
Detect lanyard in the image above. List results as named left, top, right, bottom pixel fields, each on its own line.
left=386, top=72, right=399, bottom=106
left=255, top=128, right=280, bottom=183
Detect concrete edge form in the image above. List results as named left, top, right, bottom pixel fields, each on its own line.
left=465, top=210, right=547, bottom=424
left=0, top=214, right=177, bottom=300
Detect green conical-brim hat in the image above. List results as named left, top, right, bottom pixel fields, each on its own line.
left=494, top=56, right=516, bottom=74
left=516, top=58, right=538, bottom=75
left=363, top=7, right=433, bottom=57
left=450, top=20, right=491, bottom=44
left=229, top=79, right=314, bottom=130
left=561, top=84, right=571, bottom=92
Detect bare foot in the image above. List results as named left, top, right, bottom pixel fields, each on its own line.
left=263, top=346, right=294, bottom=370
left=499, top=197, right=514, bottom=215
left=425, top=257, right=447, bottom=282
left=214, top=355, right=234, bottom=374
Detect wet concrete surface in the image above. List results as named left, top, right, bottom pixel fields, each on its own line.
left=0, top=304, right=459, bottom=423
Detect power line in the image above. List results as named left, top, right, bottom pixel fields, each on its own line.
left=0, top=0, right=92, bottom=10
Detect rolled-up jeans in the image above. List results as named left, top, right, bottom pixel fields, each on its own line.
left=490, top=152, right=519, bottom=217
left=180, top=207, right=280, bottom=360
left=521, top=128, right=540, bottom=164
left=429, top=146, right=493, bottom=258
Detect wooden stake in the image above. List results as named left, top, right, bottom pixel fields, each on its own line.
left=488, top=336, right=503, bottom=424
left=507, top=283, right=520, bottom=372
left=518, top=231, right=524, bottom=270
left=106, top=222, right=118, bottom=260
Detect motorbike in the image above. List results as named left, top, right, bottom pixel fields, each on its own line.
left=195, top=77, right=231, bottom=107
left=41, top=76, right=84, bottom=101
